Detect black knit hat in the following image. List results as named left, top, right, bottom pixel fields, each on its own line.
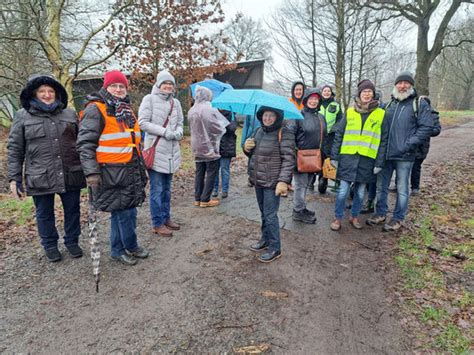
left=357, top=79, right=376, bottom=97
left=395, top=71, right=415, bottom=86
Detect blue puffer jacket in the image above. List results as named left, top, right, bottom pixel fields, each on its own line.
left=384, top=92, right=433, bottom=161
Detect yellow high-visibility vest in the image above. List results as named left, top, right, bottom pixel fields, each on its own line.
left=340, top=107, right=384, bottom=159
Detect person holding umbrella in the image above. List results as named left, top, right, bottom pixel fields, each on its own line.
left=77, top=70, right=149, bottom=265
left=244, top=106, right=295, bottom=263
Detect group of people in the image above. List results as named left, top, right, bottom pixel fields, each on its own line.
left=7, top=68, right=439, bottom=265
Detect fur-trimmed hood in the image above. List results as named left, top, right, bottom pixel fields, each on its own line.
left=20, top=74, right=68, bottom=110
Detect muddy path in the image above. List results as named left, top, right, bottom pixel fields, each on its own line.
left=2, top=121, right=472, bottom=353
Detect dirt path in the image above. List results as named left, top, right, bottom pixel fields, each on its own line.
left=2, top=121, right=472, bottom=353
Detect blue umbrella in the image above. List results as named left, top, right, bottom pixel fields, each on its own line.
left=190, top=79, right=233, bottom=99
left=211, top=89, right=303, bottom=120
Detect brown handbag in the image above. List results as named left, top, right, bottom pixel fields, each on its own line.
left=296, top=119, right=323, bottom=173
left=142, top=100, right=174, bottom=170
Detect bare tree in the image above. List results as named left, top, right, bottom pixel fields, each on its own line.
left=0, top=0, right=134, bottom=107
left=360, top=0, right=473, bottom=95
left=221, top=12, right=272, bottom=62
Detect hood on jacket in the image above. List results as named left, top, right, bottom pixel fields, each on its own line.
left=302, top=87, right=322, bottom=109
left=320, top=84, right=335, bottom=98
left=194, top=86, right=213, bottom=103
left=291, top=81, right=305, bottom=101
left=20, top=74, right=68, bottom=110
left=256, top=106, right=284, bottom=132
left=154, top=70, right=176, bottom=90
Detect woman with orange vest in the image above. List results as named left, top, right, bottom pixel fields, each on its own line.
left=77, top=70, right=149, bottom=266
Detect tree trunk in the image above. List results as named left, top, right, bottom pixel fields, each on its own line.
left=334, top=0, right=344, bottom=104
left=415, top=19, right=431, bottom=95
left=458, top=75, right=473, bottom=110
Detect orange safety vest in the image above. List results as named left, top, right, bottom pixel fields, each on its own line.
left=289, top=97, right=304, bottom=111
left=91, top=102, right=142, bottom=163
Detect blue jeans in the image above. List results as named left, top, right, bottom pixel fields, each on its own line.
left=110, top=207, right=138, bottom=257
left=376, top=160, right=414, bottom=221
left=213, top=157, right=231, bottom=193
left=32, top=189, right=81, bottom=250
left=149, top=170, right=172, bottom=228
left=255, top=187, right=281, bottom=252
left=335, top=180, right=366, bottom=219
left=368, top=182, right=377, bottom=201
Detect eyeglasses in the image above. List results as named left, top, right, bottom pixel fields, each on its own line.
left=109, top=84, right=126, bottom=90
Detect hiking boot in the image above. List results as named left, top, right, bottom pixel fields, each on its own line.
left=200, top=199, right=220, bottom=208
left=221, top=192, right=228, bottom=199
left=303, top=208, right=316, bottom=216
left=366, top=214, right=386, bottom=226
left=110, top=254, right=137, bottom=266
left=45, top=247, right=62, bottom=262
left=292, top=210, right=316, bottom=224
left=383, top=219, right=402, bottom=232
left=165, top=219, right=181, bottom=231
left=411, top=188, right=420, bottom=196
left=153, top=224, right=173, bottom=237
left=349, top=217, right=363, bottom=230
left=193, top=201, right=200, bottom=207
left=330, top=219, right=341, bottom=231
left=66, top=244, right=83, bottom=258
left=361, top=199, right=374, bottom=214
left=258, top=250, right=281, bottom=263
left=212, top=191, right=218, bottom=198
left=308, top=184, right=315, bottom=191
left=249, top=240, right=268, bottom=252
left=126, top=246, right=149, bottom=259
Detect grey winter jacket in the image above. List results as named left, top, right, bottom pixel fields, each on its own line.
left=76, top=92, right=147, bottom=212
left=138, top=70, right=184, bottom=174
left=331, top=108, right=389, bottom=184
left=7, top=75, right=86, bottom=196
left=188, top=86, right=228, bottom=162
left=246, top=114, right=295, bottom=189
left=384, top=91, right=433, bottom=161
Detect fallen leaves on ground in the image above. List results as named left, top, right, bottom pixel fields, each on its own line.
left=233, top=343, right=271, bottom=354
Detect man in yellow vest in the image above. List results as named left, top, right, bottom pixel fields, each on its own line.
left=77, top=70, right=149, bottom=266
left=329, top=79, right=388, bottom=231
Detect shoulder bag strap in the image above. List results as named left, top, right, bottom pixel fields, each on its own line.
left=150, top=99, right=175, bottom=149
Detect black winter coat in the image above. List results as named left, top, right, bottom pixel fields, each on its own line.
left=246, top=116, right=295, bottom=189
left=331, top=109, right=389, bottom=184
left=219, top=111, right=237, bottom=158
left=7, top=77, right=86, bottom=196
left=384, top=92, right=433, bottom=161
left=76, top=92, right=147, bottom=212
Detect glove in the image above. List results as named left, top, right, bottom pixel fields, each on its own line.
left=164, top=128, right=175, bottom=140
left=275, top=182, right=288, bottom=196
left=174, top=131, right=184, bottom=141
left=86, top=174, right=101, bottom=187
left=373, top=167, right=382, bottom=175
left=10, top=180, right=24, bottom=199
left=330, top=160, right=338, bottom=169
left=244, top=138, right=256, bottom=152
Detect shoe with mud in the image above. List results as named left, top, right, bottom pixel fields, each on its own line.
left=110, top=254, right=137, bottom=265
left=153, top=224, right=173, bottom=237
left=292, top=210, right=316, bottom=224
left=411, top=188, right=420, bottom=196
left=349, top=217, right=363, bottom=229
left=212, top=191, right=218, bottom=198
left=258, top=250, right=281, bottom=263
left=303, top=208, right=315, bottom=216
left=193, top=201, right=200, bottom=207
left=383, top=219, right=402, bottom=232
left=249, top=240, right=268, bottom=252
left=45, top=247, right=62, bottom=262
left=361, top=200, right=374, bottom=214
left=330, top=219, right=341, bottom=231
left=165, top=219, right=181, bottom=231
left=200, top=199, right=220, bottom=208
left=221, top=192, right=228, bottom=198
left=366, top=214, right=386, bottom=226
left=66, top=244, right=83, bottom=258
left=126, top=246, right=149, bottom=259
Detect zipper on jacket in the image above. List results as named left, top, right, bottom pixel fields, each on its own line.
left=386, top=102, right=404, bottom=160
